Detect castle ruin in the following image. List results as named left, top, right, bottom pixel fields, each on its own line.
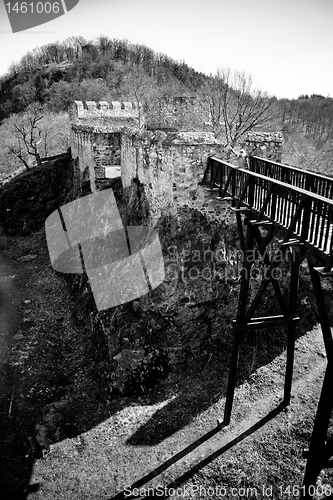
left=70, top=100, right=142, bottom=192
left=70, top=100, right=283, bottom=218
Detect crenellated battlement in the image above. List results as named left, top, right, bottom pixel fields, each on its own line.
left=70, top=100, right=142, bottom=124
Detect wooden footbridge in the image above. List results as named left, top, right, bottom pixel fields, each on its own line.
left=201, top=155, right=333, bottom=499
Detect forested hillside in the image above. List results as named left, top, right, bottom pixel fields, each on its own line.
left=0, top=36, right=206, bottom=119
left=0, top=35, right=333, bottom=177
left=281, top=95, right=333, bottom=175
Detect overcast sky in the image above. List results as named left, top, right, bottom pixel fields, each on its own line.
left=0, top=0, right=332, bottom=99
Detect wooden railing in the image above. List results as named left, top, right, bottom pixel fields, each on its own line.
left=203, top=156, right=333, bottom=265
left=249, top=156, right=333, bottom=198
left=203, top=155, right=333, bottom=199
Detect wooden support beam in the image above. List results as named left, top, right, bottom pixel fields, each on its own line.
left=308, top=263, right=333, bottom=360
left=249, top=220, right=273, bottom=227
left=301, top=362, right=333, bottom=498
left=232, top=316, right=299, bottom=331
left=314, top=267, right=333, bottom=278
left=302, top=452, right=333, bottom=469
left=230, top=207, right=249, bottom=212
left=323, top=461, right=333, bottom=469
left=323, top=251, right=333, bottom=273
left=280, top=239, right=305, bottom=248
left=244, top=279, right=270, bottom=323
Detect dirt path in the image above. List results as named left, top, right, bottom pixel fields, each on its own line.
left=27, top=326, right=329, bottom=500
left=0, top=228, right=103, bottom=499
left=0, top=256, right=21, bottom=365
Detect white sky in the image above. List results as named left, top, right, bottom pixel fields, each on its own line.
left=0, top=0, right=332, bottom=99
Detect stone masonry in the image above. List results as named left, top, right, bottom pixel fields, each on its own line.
left=245, top=131, right=283, bottom=162
left=70, top=101, right=142, bottom=191
left=121, top=130, right=225, bottom=220
left=69, top=101, right=283, bottom=219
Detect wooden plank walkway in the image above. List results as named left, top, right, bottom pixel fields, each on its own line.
left=202, top=156, right=333, bottom=266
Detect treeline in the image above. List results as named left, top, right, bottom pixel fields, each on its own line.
left=6, top=36, right=202, bottom=83
left=0, top=36, right=207, bottom=120
left=280, top=94, right=333, bottom=139
left=1, top=35, right=332, bottom=141
left=0, top=36, right=209, bottom=176
left=1, top=35, right=333, bottom=178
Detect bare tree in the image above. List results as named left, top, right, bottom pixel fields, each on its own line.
left=1, top=109, right=70, bottom=175
left=38, top=112, right=70, bottom=157
left=6, top=104, right=44, bottom=169
left=199, top=68, right=275, bottom=147
left=97, top=35, right=113, bottom=56
left=62, top=36, right=86, bottom=62
left=121, top=65, right=160, bottom=129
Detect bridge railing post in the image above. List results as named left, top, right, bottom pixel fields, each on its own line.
left=305, top=173, right=315, bottom=193
left=248, top=175, right=255, bottom=208
left=231, top=168, right=236, bottom=204
left=249, top=156, right=257, bottom=175
left=301, top=197, right=312, bottom=242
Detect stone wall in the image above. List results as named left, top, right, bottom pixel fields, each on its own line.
left=70, top=99, right=283, bottom=200
left=70, top=101, right=143, bottom=190
left=120, top=129, right=283, bottom=223
left=92, top=132, right=121, bottom=168
left=71, top=125, right=95, bottom=192
left=121, top=131, right=224, bottom=220
left=148, top=96, right=207, bottom=132
left=92, top=132, right=121, bottom=179
left=245, top=131, right=283, bottom=162
left=0, top=152, right=82, bottom=235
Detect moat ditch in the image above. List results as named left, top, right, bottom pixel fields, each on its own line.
left=66, top=177, right=323, bottom=403
left=0, top=166, right=331, bottom=496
